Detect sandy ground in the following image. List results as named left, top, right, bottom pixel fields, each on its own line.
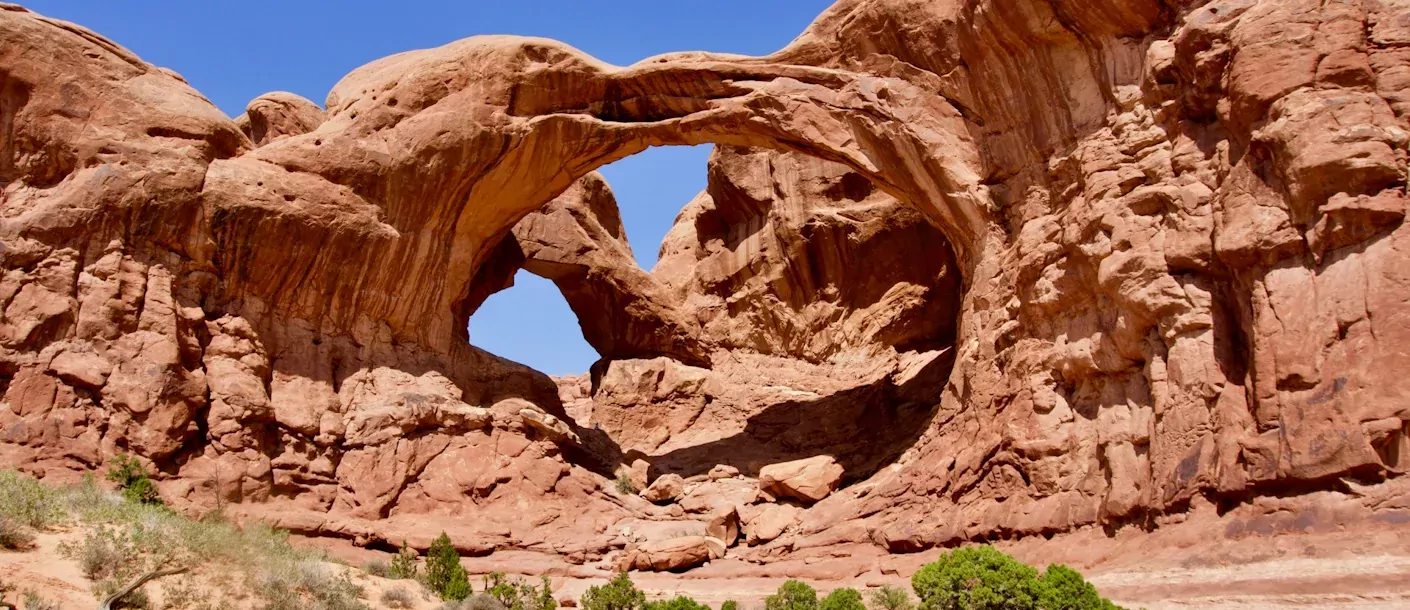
left=0, top=529, right=445, bottom=610
left=7, top=517, right=1410, bottom=609
left=297, top=518, right=1410, bottom=610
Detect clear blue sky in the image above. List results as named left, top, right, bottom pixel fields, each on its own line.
left=23, top=0, right=833, bottom=375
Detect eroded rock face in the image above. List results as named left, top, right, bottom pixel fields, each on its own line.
left=656, top=146, right=961, bottom=361
left=241, top=91, right=325, bottom=146
left=1, top=0, right=1409, bottom=572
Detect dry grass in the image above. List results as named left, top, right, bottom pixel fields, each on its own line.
left=381, top=587, right=415, bottom=608
left=3, top=470, right=369, bottom=610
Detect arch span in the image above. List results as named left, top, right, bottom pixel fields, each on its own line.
left=204, top=36, right=993, bottom=353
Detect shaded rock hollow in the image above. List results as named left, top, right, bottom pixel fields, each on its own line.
left=0, top=0, right=1408, bottom=578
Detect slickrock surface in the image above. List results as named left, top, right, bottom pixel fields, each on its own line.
left=2, top=0, right=1410, bottom=601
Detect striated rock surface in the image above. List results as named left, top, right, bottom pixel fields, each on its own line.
left=1, top=0, right=1409, bottom=579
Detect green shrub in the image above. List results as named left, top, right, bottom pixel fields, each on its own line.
left=614, top=473, right=638, bottom=495
left=642, top=595, right=710, bottom=610
left=425, top=532, right=470, bottom=601
left=820, top=588, right=865, bottom=610
left=765, top=580, right=818, bottom=610
left=445, top=569, right=473, bottom=602
left=910, top=546, right=1123, bottom=610
left=722, top=601, right=739, bottom=610
left=105, top=455, right=163, bottom=506
left=61, top=525, right=140, bottom=582
left=868, top=585, right=912, bottom=610
left=534, top=576, right=556, bottom=610
left=912, top=546, right=1039, bottom=610
left=580, top=572, right=645, bottom=610
left=0, top=470, right=65, bottom=529
left=389, top=540, right=420, bottom=580
left=1034, top=564, right=1121, bottom=610
left=483, top=574, right=554, bottom=610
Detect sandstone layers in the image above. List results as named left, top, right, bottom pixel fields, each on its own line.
left=1, top=0, right=1409, bottom=577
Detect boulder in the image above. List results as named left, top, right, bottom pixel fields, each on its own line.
left=706, top=507, right=740, bottom=546
left=746, top=504, right=800, bottom=545
left=620, top=536, right=717, bottom=572
left=614, top=459, right=655, bottom=493
left=758, top=456, right=845, bottom=503
left=48, top=350, right=112, bottom=389
left=640, top=473, right=685, bottom=504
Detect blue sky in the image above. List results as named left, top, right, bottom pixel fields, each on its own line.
left=24, top=0, right=833, bottom=375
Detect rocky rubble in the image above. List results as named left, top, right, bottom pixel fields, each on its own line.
left=1, top=0, right=1409, bottom=578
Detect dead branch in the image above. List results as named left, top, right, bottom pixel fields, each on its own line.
left=97, top=565, right=189, bottom=610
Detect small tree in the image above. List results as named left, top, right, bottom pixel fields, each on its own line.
left=534, top=576, right=555, bottom=610
left=480, top=572, right=555, bottom=610
left=487, top=572, right=518, bottom=608
left=580, top=572, right=645, bottom=610
left=868, top=585, right=912, bottom=610
left=445, top=568, right=473, bottom=602
left=389, top=540, right=419, bottom=580
left=105, top=454, right=163, bottom=506
left=425, top=532, right=470, bottom=600
left=1034, top=564, right=1121, bottom=610
left=722, top=602, right=739, bottom=610
left=820, top=588, right=865, bottom=610
left=912, top=546, right=1038, bottom=610
left=910, top=546, right=1123, bottom=610
left=765, top=580, right=818, bottom=610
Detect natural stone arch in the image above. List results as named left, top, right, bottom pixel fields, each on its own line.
left=204, top=36, right=994, bottom=355
left=466, top=145, right=965, bottom=369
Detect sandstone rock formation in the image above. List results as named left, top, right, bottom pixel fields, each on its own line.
left=757, top=456, right=845, bottom=504
left=706, top=507, right=740, bottom=547
left=619, top=536, right=725, bottom=572
left=240, top=92, right=326, bottom=147
left=745, top=504, right=800, bottom=546
left=1, top=0, right=1409, bottom=580
left=640, top=473, right=684, bottom=504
